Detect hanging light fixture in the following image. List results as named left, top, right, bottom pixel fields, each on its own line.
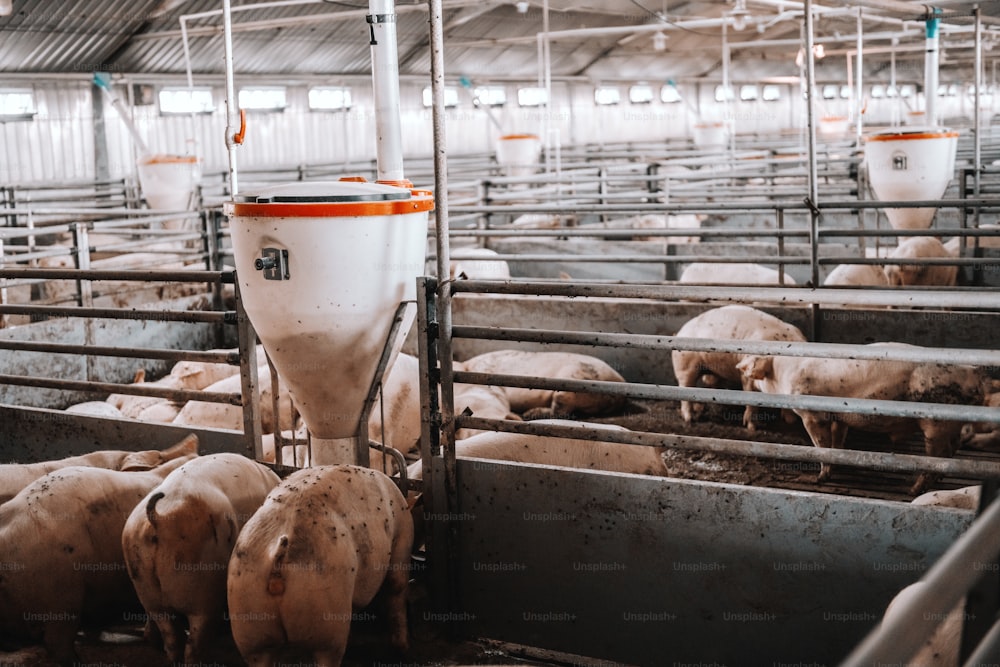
left=728, top=0, right=750, bottom=32
left=652, top=31, right=668, bottom=52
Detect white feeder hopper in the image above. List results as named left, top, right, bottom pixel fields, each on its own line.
left=904, top=110, right=927, bottom=126
left=136, top=154, right=202, bottom=222
left=863, top=127, right=958, bottom=230
left=818, top=115, right=850, bottom=138
left=691, top=122, right=729, bottom=151
left=496, top=133, right=541, bottom=177
left=224, top=179, right=432, bottom=464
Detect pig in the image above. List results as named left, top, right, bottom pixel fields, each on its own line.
left=122, top=453, right=281, bottom=664
left=912, top=485, right=980, bottom=510
left=172, top=363, right=294, bottom=434
left=737, top=343, right=985, bottom=495
left=823, top=263, right=890, bottom=287
left=671, top=305, right=807, bottom=431
left=459, top=350, right=627, bottom=420
left=227, top=465, right=413, bottom=667
left=407, top=420, right=663, bottom=480
left=679, top=262, right=797, bottom=285
left=106, top=368, right=184, bottom=420
left=0, top=435, right=199, bottom=665
left=64, top=401, right=126, bottom=418
left=368, top=352, right=422, bottom=457
left=454, top=382, right=522, bottom=439
left=883, top=237, right=958, bottom=287
left=960, top=388, right=1000, bottom=451
left=449, top=247, right=511, bottom=281
left=881, top=581, right=961, bottom=667
left=0, top=439, right=199, bottom=504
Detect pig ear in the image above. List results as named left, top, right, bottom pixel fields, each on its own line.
left=736, top=356, right=769, bottom=380
left=163, top=434, right=200, bottom=459
left=119, top=452, right=157, bottom=472
left=132, top=368, right=146, bottom=384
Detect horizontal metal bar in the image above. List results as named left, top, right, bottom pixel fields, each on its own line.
left=451, top=254, right=810, bottom=264
left=840, top=497, right=1000, bottom=667
left=451, top=416, right=1000, bottom=480
left=454, top=371, right=1000, bottom=424
left=0, top=268, right=234, bottom=283
left=452, top=327, right=1000, bottom=367
left=0, top=374, right=242, bottom=405
left=0, top=304, right=231, bottom=323
left=0, top=340, right=239, bottom=364
left=451, top=280, right=1000, bottom=309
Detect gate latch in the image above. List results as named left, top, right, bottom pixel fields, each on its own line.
left=254, top=247, right=289, bottom=281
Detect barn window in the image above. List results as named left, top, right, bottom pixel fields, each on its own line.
left=0, top=89, right=36, bottom=120
left=840, top=85, right=852, bottom=99
left=158, top=87, right=214, bottom=114
left=714, top=85, right=735, bottom=102
left=761, top=84, right=782, bottom=101
left=821, top=84, right=838, bottom=100
left=899, top=84, right=915, bottom=98
left=473, top=86, right=506, bottom=107
left=629, top=84, right=654, bottom=104
left=870, top=84, right=885, bottom=99
left=422, top=86, right=459, bottom=107
left=239, top=87, right=287, bottom=111
left=660, top=85, right=682, bottom=103
left=308, top=86, right=352, bottom=111
left=517, top=87, right=548, bottom=107
left=739, top=85, right=758, bottom=101
left=594, top=86, right=621, bottom=105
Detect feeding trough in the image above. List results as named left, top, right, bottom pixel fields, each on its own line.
left=496, top=133, right=542, bottom=177
left=225, top=180, right=432, bottom=464
left=136, top=153, right=202, bottom=227
left=863, top=127, right=958, bottom=230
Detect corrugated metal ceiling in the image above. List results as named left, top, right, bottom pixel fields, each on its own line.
left=0, top=0, right=996, bottom=81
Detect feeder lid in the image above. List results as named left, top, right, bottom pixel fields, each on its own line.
left=234, top=180, right=412, bottom=203
left=226, top=178, right=434, bottom=217
left=864, top=127, right=959, bottom=142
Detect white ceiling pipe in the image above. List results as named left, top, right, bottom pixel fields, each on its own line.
left=925, top=13, right=941, bottom=124
left=369, top=0, right=406, bottom=184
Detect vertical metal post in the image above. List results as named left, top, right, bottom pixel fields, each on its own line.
left=804, top=0, right=821, bottom=289
left=925, top=12, right=940, bottom=126
left=222, top=0, right=240, bottom=196
left=855, top=7, right=864, bottom=145
left=0, top=239, right=7, bottom=329
left=428, top=0, right=459, bottom=628
left=235, top=281, right=263, bottom=460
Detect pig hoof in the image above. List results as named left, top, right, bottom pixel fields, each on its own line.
left=522, top=407, right=555, bottom=421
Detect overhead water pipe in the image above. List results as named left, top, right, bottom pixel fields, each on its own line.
left=925, top=9, right=941, bottom=125
left=368, top=0, right=406, bottom=184
left=222, top=0, right=242, bottom=196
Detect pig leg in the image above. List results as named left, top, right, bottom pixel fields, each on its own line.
left=912, top=420, right=964, bottom=496
left=385, top=526, right=413, bottom=653
left=313, top=646, right=347, bottom=667
left=675, top=363, right=702, bottom=425
left=799, top=412, right=848, bottom=484
left=184, top=613, right=218, bottom=665
left=245, top=650, right=281, bottom=667
left=740, top=375, right=761, bottom=433
left=42, top=619, right=78, bottom=667
left=154, top=612, right=186, bottom=663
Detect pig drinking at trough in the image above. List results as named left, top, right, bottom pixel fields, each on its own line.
left=670, top=305, right=807, bottom=431
left=459, top=350, right=627, bottom=419
left=227, top=465, right=413, bottom=667
left=737, top=343, right=984, bottom=495
left=122, top=453, right=281, bottom=664
left=0, top=435, right=199, bottom=665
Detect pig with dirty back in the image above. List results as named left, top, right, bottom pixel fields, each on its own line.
left=227, top=465, right=413, bottom=667
left=122, top=452, right=281, bottom=664
left=0, top=435, right=199, bottom=666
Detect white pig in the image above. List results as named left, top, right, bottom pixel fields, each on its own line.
left=671, top=305, right=807, bottom=431
left=0, top=436, right=199, bottom=665
left=227, top=465, right=413, bottom=667
left=459, top=350, right=627, bottom=419
left=737, top=343, right=984, bottom=495
left=122, top=453, right=280, bottom=664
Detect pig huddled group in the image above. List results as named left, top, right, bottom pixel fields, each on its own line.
left=0, top=437, right=412, bottom=667
left=671, top=304, right=992, bottom=495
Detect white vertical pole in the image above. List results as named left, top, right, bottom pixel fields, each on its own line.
left=369, top=0, right=406, bottom=184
